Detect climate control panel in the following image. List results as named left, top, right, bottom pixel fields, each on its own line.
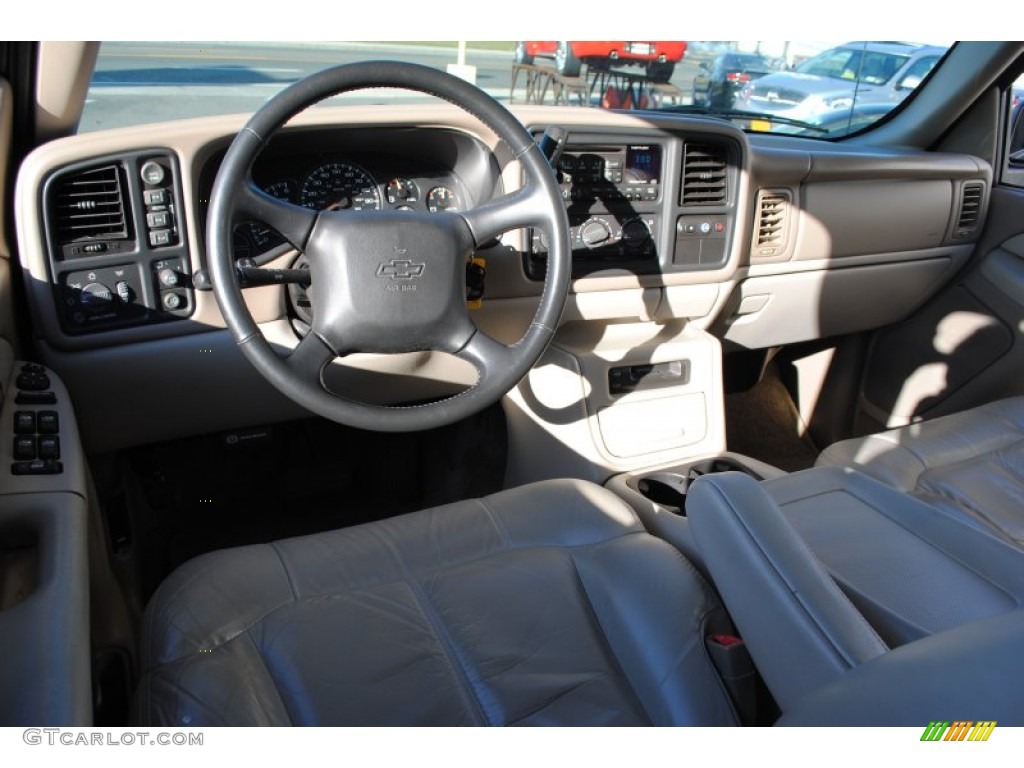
left=526, top=214, right=659, bottom=279
left=58, top=257, right=193, bottom=332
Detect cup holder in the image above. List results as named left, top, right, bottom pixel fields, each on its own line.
left=632, top=457, right=764, bottom=515
left=636, top=473, right=690, bottom=511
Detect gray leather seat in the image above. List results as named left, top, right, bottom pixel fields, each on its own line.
left=135, top=479, right=738, bottom=726
left=691, top=468, right=1024, bottom=649
left=687, top=471, right=1024, bottom=724
left=816, top=396, right=1024, bottom=548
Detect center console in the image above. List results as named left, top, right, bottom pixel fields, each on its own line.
left=525, top=141, right=663, bottom=278
left=525, top=130, right=741, bottom=280
left=505, top=124, right=749, bottom=492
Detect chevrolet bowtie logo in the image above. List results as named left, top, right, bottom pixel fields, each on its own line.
left=376, top=259, right=426, bottom=279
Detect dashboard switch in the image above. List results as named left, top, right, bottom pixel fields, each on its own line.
left=38, top=436, right=60, bottom=460
left=608, top=360, right=690, bottom=395
left=144, top=188, right=167, bottom=206
left=15, top=391, right=57, bottom=406
left=12, top=459, right=63, bottom=476
left=158, top=268, right=180, bottom=287
left=13, top=436, right=36, bottom=460
left=140, top=160, right=166, bottom=185
left=163, top=292, right=184, bottom=311
left=16, top=369, right=51, bottom=391
left=37, top=411, right=59, bottom=434
left=14, top=411, right=36, bottom=434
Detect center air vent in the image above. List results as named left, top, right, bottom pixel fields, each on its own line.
left=754, top=189, right=791, bottom=258
left=681, top=142, right=728, bottom=206
left=52, top=164, right=130, bottom=245
left=954, top=182, right=984, bottom=239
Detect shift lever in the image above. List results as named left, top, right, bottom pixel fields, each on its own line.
left=537, top=125, right=568, bottom=168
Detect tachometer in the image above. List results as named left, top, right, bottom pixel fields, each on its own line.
left=300, top=162, right=380, bottom=211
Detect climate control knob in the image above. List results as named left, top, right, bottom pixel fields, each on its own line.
left=621, top=218, right=652, bottom=250
left=579, top=219, right=612, bottom=249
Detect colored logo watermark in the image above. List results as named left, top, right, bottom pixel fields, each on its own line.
left=920, top=721, right=996, bottom=741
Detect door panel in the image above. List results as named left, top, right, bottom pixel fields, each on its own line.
left=0, top=78, right=18, bottom=351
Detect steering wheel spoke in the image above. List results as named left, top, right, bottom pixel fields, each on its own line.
left=459, top=184, right=551, bottom=247
left=238, top=180, right=319, bottom=252
left=285, top=331, right=336, bottom=381
left=454, top=328, right=516, bottom=375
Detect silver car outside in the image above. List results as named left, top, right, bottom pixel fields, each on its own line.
left=736, top=41, right=947, bottom=122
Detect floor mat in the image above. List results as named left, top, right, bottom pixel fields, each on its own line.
left=725, top=363, right=819, bottom=472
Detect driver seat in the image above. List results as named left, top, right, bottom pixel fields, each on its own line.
left=135, top=479, right=739, bottom=726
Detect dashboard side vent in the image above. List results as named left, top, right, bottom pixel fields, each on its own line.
left=52, top=164, right=130, bottom=244
left=754, top=190, right=791, bottom=258
left=681, top=142, right=728, bottom=205
left=953, top=182, right=984, bottom=238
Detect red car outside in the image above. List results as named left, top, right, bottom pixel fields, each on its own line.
left=515, top=41, right=687, bottom=82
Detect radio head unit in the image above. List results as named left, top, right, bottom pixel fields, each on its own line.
left=557, top=144, right=663, bottom=203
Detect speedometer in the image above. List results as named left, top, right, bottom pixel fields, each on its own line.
left=300, top=162, right=380, bottom=211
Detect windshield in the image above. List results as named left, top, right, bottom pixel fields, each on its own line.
left=80, top=40, right=953, bottom=139
left=796, top=47, right=909, bottom=84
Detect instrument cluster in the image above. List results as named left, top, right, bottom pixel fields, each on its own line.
left=223, top=156, right=465, bottom=262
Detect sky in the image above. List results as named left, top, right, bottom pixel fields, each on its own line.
left=9, top=0, right=1002, bottom=42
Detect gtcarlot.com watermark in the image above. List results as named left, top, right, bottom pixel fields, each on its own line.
left=23, top=729, right=203, bottom=747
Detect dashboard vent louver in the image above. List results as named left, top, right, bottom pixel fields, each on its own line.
left=53, top=164, right=129, bottom=244
left=681, top=142, right=728, bottom=205
left=954, top=182, right=984, bottom=238
left=755, top=190, right=790, bottom=256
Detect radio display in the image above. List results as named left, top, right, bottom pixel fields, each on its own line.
left=626, top=145, right=662, bottom=184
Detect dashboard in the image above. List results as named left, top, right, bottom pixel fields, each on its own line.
left=12, top=104, right=991, bottom=456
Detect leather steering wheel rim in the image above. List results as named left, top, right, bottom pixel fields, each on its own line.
left=207, top=61, right=571, bottom=432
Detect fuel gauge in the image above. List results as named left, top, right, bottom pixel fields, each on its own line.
left=427, top=186, right=458, bottom=213
left=386, top=177, right=419, bottom=205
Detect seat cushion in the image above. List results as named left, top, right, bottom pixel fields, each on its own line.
left=135, top=479, right=736, bottom=726
left=816, top=397, right=1024, bottom=548
left=764, top=467, right=1024, bottom=646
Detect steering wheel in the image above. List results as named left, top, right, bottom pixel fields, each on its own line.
left=207, top=61, right=571, bottom=432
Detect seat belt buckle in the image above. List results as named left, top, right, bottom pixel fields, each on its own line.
left=706, top=634, right=774, bottom=725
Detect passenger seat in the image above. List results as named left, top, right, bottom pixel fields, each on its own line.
left=815, top=396, right=1024, bottom=549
